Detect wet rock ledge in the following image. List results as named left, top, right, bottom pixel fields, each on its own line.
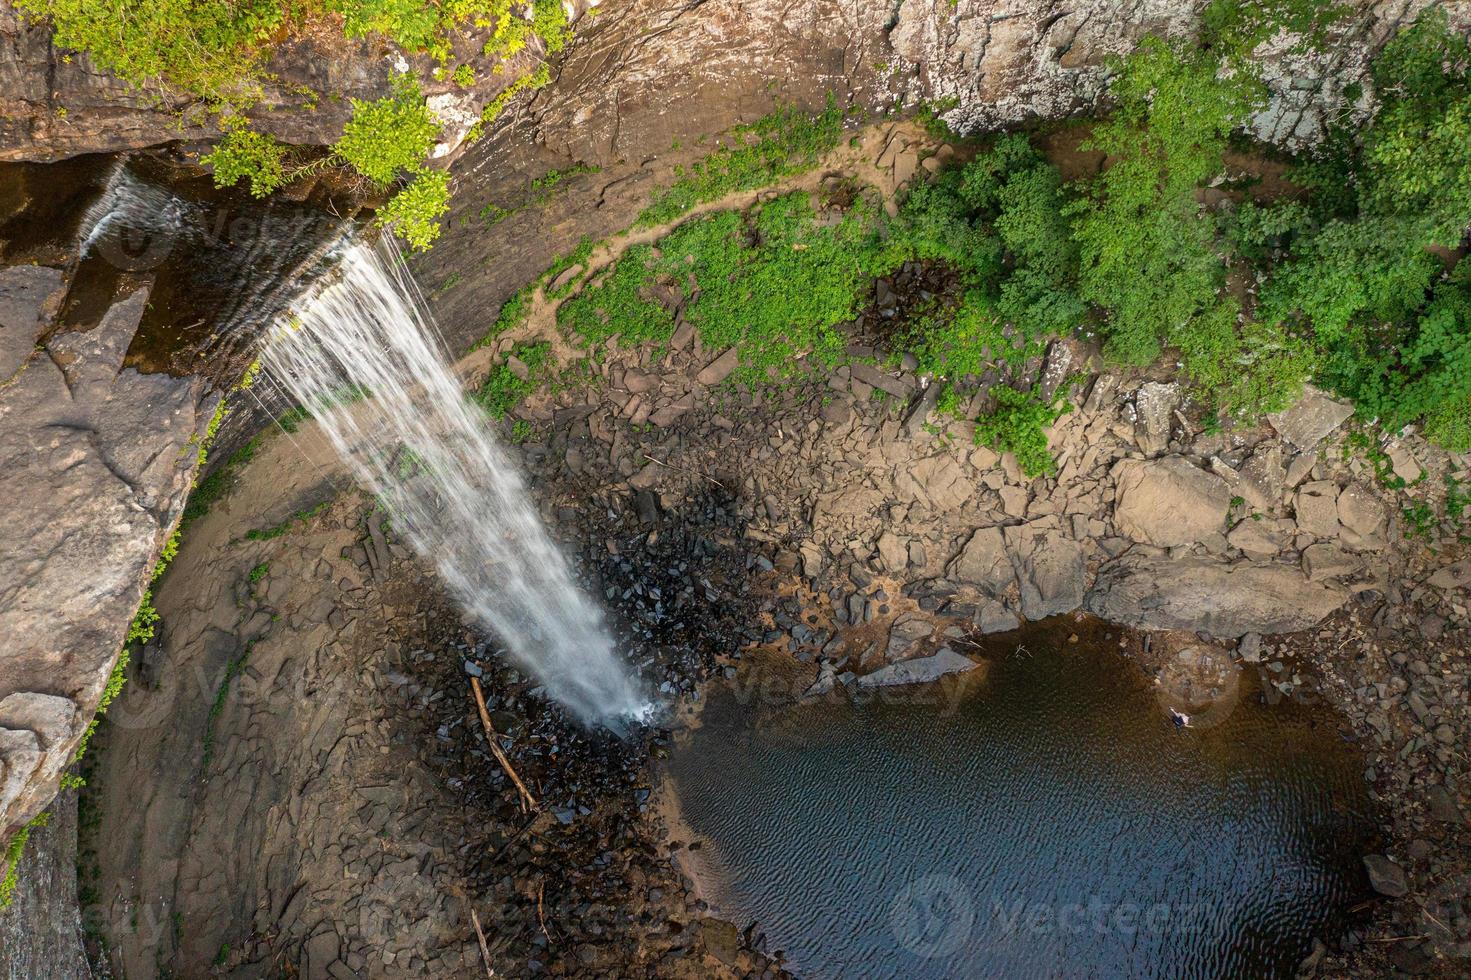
left=0, top=269, right=217, bottom=842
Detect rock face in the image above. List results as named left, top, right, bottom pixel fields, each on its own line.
left=1112, top=457, right=1232, bottom=548
left=0, top=789, right=90, bottom=979
left=0, top=277, right=217, bottom=840
left=857, top=648, right=978, bottom=687
left=5, top=0, right=1465, bottom=166
left=1085, top=555, right=1350, bottom=638
left=0, top=3, right=569, bottom=163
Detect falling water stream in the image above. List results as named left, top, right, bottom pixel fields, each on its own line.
left=262, top=240, right=648, bottom=724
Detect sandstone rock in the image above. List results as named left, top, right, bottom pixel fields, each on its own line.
left=1362, top=854, right=1409, bottom=898
left=999, top=485, right=1028, bottom=519
left=1239, top=443, right=1286, bottom=513
left=897, top=455, right=970, bottom=511
left=0, top=265, right=65, bottom=380
left=1336, top=483, right=1386, bottom=551
left=1003, top=521, right=1086, bottom=621
left=1386, top=443, right=1422, bottom=484
left=857, top=648, right=977, bottom=688
left=648, top=394, right=694, bottom=427
left=1227, top=519, right=1284, bottom=559
left=1267, top=385, right=1354, bottom=450
left=885, top=615, right=933, bottom=660
left=1302, top=542, right=1361, bottom=581
left=1133, top=381, right=1179, bottom=455
left=975, top=598, right=1019, bottom=635
left=1429, top=559, right=1471, bottom=590
left=901, top=383, right=939, bottom=437
left=0, top=284, right=215, bottom=836
left=1084, top=555, right=1350, bottom=638
left=1294, top=481, right=1342, bottom=539
left=695, top=347, right=739, bottom=386
left=946, top=527, right=1015, bottom=596
left=876, top=531, right=908, bottom=571
left=849, top=362, right=913, bottom=399
left=1113, top=457, right=1232, bottom=548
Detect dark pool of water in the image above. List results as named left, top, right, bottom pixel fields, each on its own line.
left=668, top=626, right=1377, bottom=979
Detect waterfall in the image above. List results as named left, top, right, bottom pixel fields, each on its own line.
left=261, top=240, right=648, bottom=725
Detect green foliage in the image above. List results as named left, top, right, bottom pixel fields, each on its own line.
left=1199, top=0, right=1349, bottom=57
left=1, top=813, right=50, bottom=909
left=474, top=341, right=552, bottom=418
left=963, top=134, right=1086, bottom=341
left=635, top=97, right=848, bottom=228
left=12, top=0, right=286, bottom=97
left=974, top=384, right=1072, bottom=478
left=378, top=168, right=451, bottom=251
left=201, top=121, right=287, bottom=198
left=1363, top=8, right=1471, bottom=246
left=667, top=193, right=880, bottom=377
left=1255, top=10, right=1471, bottom=446
left=241, top=499, right=332, bottom=542
left=335, top=74, right=439, bottom=187
left=878, top=172, right=1001, bottom=276
left=558, top=244, right=674, bottom=350
left=248, top=561, right=271, bottom=584
left=1069, top=37, right=1263, bottom=369
left=902, top=291, right=1023, bottom=379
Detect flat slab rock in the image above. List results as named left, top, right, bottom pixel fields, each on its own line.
left=1112, top=456, right=1232, bottom=548
left=1084, top=554, right=1350, bottom=638
left=857, top=648, right=978, bottom=688
left=0, top=280, right=215, bottom=837
left=1268, top=385, right=1354, bottom=451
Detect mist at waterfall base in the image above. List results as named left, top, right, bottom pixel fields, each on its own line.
left=262, top=241, right=648, bottom=726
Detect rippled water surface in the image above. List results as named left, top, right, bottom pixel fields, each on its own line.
left=669, top=629, right=1376, bottom=979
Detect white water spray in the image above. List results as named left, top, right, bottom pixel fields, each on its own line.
left=262, top=241, right=647, bottom=725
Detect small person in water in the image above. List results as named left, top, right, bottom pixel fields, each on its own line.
left=1170, top=708, right=1192, bottom=728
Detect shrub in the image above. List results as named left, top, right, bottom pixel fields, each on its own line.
left=974, top=384, right=1072, bottom=478
left=201, top=122, right=288, bottom=199
left=1069, top=37, right=1263, bottom=369
left=334, top=74, right=440, bottom=187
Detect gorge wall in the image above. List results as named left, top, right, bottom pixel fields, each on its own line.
left=2, top=0, right=1470, bottom=976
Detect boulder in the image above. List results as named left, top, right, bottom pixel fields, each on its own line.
left=1132, top=381, right=1180, bottom=455
left=946, top=527, right=1016, bottom=595
left=694, top=347, right=739, bottom=386
left=885, top=615, right=933, bottom=661
left=1336, top=483, right=1386, bottom=551
left=1302, top=542, right=1361, bottom=582
left=1003, top=521, right=1086, bottom=620
left=1293, top=481, right=1342, bottom=539
left=0, top=266, right=65, bottom=381
left=1362, top=854, right=1409, bottom=898
left=975, top=598, right=1019, bottom=634
left=857, top=648, right=978, bottom=688
left=896, top=454, right=971, bottom=511
left=1084, top=555, right=1350, bottom=638
left=0, top=283, right=216, bottom=836
left=1268, top=385, right=1354, bottom=450
left=876, top=531, right=908, bottom=572
left=1112, top=457, right=1232, bottom=548
left=1227, top=519, right=1285, bottom=558
left=1238, top=443, right=1286, bottom=513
